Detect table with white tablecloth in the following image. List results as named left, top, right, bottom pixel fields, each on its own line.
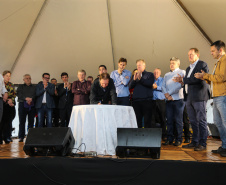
left=68, top=105, right=137, bottom=155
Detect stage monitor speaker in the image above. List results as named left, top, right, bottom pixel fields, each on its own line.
left=116, top=128, right=162, bottom=159
left=23, top=127, right=75, bottom=156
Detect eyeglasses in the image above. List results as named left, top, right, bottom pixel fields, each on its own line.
left=44, top=77, right=50, bottom=79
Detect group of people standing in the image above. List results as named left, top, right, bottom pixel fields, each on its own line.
left=0, top=40, right=225, bottom=158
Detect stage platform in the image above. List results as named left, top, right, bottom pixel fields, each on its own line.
left=0, top=137, right=226, bottom=162
left=0, top=138, right=226, bottom=185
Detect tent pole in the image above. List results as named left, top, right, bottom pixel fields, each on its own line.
left=11, top=0, right=48, bottom=73
left=106, top=0, right=116, bottom=70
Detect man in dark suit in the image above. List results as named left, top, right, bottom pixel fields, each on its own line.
left=129, top=59, right=154, bottom=128
left=36, top=73, right=55, bottom=127
left=58, top=72, right=74, bottom=127
left=51, top=78, right=60, bottom=127
left=174, top=48, right=210, bottom=151
left=90, top=73, right=117, bottom=105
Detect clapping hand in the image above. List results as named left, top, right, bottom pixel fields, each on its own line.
left=194, top=70, right=205, bottom=80
left=67, top=82, right=71, bottom=90
left=173, top=74, right=183, bottom=83
left=153, top=82, right=157, bottom=89
left=43, top=80, right=48, bottom=89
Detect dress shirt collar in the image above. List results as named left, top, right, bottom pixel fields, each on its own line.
left=116, top=70, right=124, bottom=75
left=190, top=59, right=199, bottom=69
left=171, top=68, right=179, bottom=73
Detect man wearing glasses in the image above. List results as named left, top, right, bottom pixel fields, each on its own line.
left=36, top=73, right=55, bottom=127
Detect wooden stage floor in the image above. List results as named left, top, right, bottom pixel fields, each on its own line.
left=0, top=137, right=226, bottom=163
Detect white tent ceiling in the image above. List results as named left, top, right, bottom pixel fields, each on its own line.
left=0, top=0, right=225, bottom=84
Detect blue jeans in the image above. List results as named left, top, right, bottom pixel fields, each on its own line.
left=166, top=99, right=185, bottom=142
left=37, top=104, right=53, bottom=127
left=213, top=96, right=226, bottom=149
left=186, top=101, right=207, bottom=147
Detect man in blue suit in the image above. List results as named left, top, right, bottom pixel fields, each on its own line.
left=174, top=48, right=210, bottom=151
left=36, top=73, right=55, bottom=127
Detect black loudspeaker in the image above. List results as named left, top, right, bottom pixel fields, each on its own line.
left=23, top=127, right=75, bottom=156
left=116, top=128, right=162, bottom=159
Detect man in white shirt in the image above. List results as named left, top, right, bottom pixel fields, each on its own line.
left=174, top=48, right=210, bottom=151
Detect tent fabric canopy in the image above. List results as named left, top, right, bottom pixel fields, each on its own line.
left=0, top=0, right=224, bottom=84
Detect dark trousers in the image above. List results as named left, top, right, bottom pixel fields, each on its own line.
left=37, top=104, right=52, bottom=127
left=186, top=100, right=207, bottom=147
left=0, top=103, right=15, bottom=141
left=166, top=99, right=185, bottom=142
left=18, top=102, right=35, bottom=139
left=132, top=100, right=153, bottom=128
left=0, top=98, right=3, bottom=123
left=117, top=96, right=130, bottom=106
left=52, top=108, right=60, bottom=127
left=152, top=100, right=166, bottom=137
left=59, top=105, right=72, bottom=127
left=183, top=105, right=190, bottom=139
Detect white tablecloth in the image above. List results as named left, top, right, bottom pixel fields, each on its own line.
left=69, top=105, right=137, bottom=155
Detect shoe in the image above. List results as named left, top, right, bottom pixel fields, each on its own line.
left=182, top=143, right=197, bottom=148
left=184, top=138, right=190, bottom=143
left=19, top=138, right=24, bottom=142
left=194, top=145, right=206, bottom=151
left=220, top=149, right=226, bottom=157
left=162, top=137, right=167, bottom=141
left=173, top=141, right=181, bottom=146
left=212, top=147, right=223, bottom=154
left=163, top=140, right=173, bottom=145
left=4, top=139, right=11, bottom=144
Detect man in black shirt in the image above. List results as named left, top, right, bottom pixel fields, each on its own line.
left=129, top=59, right=154, bottom=128
left=57, top=72, right=73, bottom=127
left=90, top=73, right=117, bottom=105
left=17, top=74, right=36, bottom=142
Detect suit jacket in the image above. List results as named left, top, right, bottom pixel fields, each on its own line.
left=35, top=82, right=55, bottom=108
left=57, top=83, right=74, bottom=109
left=183, top=60, right=210, bottom=101
left=90, top=78, right=117, bottom=104
left=129, top=70, right=154, bottom=101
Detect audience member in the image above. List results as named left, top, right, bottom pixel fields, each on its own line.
left=58, top=72, right=73, bottom=127
left=87, top=76, right=94, bottom=84
left=72, top=70, right=91, bottom=105
left=195, top=40, right=226, bottom=157
left=110, top=57, right=131, bottom=106
left=129, top=59, right=154, bottom=128
left=162, top=57, right=185, bottom=146
left=0, top=74, right=8, bottom=140
left=51, top=78, right=60, bottom=127
left=17, top=74, right=36, bottom=142
left=183, top=106, right=191, bottom=143
left=152, top=68, right=167, bottom=140
left=36, top=73, right=55, bottom=127
left=90, top=73, right=117, bottom=105
left=0, top=71, right=16, bottom=144
left=129, top=69, right=137, bottom=104
left=174, top=48, right=210, bottom=151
